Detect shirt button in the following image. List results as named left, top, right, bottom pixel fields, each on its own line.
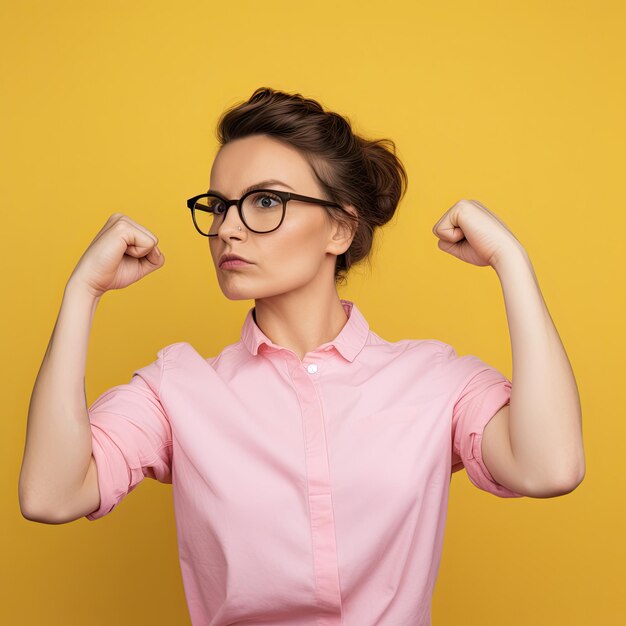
left=306, top=363, right=318, bottom=374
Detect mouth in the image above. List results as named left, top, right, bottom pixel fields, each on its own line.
left=219, top=254, right=253, bottom=269
left=220, top=258, right=252, bottom=269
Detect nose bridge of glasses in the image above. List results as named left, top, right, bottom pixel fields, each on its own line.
left=219, top=199, right=243, bottom=225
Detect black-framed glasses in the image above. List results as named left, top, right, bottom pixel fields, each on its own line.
left=186, top=188, right=343, bottom=237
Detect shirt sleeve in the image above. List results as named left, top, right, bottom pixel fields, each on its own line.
left=85, top=346, right=173, bottom=521
left=440, top=343, right=524, bottom=498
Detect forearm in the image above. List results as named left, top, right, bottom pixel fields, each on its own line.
left=493, top=247, right=585, bottom=489
left=19, top=279, right=101, bottom=517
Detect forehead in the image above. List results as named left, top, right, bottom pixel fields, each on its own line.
left=210, top=134, right=314, bottom=194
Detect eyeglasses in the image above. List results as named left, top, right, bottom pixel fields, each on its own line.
left=186, top=188, right=343, bottom=237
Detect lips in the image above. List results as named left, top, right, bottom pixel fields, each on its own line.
left=219, top=253, right=251, bottom=267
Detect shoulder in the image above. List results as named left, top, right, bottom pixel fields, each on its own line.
left=374, top=336, right=493, bottom=389
left=131, top=341, right=220, bottom=377
left=150, top=339, right=248, bottom=372
left=361, top=332, right=454, bottom=373
left=367, top=331, right=450, bottom=357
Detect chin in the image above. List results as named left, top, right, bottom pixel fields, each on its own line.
left=217, top=277, right=268, bottom=301
left=217, top=282, right=256, bottom=301
left=217, top=275, right=306, bottom=302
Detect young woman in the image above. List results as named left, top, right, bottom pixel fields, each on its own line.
left=19, top=87, right=584, bottom=625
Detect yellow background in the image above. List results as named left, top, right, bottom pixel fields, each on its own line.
left=2, top=0, right=623, bottom=624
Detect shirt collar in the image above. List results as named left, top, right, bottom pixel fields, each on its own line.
left=240, top=298, right=370, bottom=363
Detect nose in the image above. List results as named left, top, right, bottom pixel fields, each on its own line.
left=216, top=203, right=246, bottom=237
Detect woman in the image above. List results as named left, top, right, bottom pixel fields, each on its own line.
left=19, top=87, right=584, bottom=625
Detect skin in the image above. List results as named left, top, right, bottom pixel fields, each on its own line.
left=208, top=133, right=358, bottom=362
left=432, top=199, right=584, bottom=493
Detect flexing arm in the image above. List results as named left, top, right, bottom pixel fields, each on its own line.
left=18, top=213, right=164, bottom=523
left=18, top=280, right=102, bottom=523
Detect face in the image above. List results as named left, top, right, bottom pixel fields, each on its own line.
left=207, top=134, right=355, bottom=301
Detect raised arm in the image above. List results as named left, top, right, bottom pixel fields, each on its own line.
left=18, top=213, right=164, bottom=523
left=19, top=281, right=103, bottom=523
left=432, top=198, right=585, bottom=496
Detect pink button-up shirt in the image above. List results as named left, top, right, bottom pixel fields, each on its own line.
left=86, top=298, right=524, bottom=625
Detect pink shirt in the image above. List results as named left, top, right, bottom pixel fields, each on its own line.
left=86, top=298, right=524, bottom=625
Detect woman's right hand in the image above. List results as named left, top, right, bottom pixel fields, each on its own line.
left=67, top=213, right=165, bottom=299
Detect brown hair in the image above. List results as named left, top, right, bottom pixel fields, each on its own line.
left=215, top=87, right=408, bottom=286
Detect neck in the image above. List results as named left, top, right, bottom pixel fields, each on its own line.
left=253, top=288, right=348, bottom=362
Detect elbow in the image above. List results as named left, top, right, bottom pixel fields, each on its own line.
left=18, top=484, right=46, bottom=523
left=557, top=469, right=586, bottom=496
left=19, top=493, right=70, bottom=525
left=20, top=504, right=72, bottom=525
left=19, top=500, right=51, bottom=524
left=569, top=463, right=586, bottom=491
left=553, top=474, right=584, bottom=496
left=563, top=456, right=587, bottom=492
left=18, top=487, right=43, bottom=522
left=19, top=496, right=53, bottom=524
left=524, top=462, right=586, bottom=498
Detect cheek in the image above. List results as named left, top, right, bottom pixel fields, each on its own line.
left=265, top=216, right=326, bottom=262
left=268, top=236, right=308, bottom=260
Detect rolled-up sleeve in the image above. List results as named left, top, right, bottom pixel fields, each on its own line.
left=441, top=343, right=524, bottom=498
left=85, top=346, right=173, bottom=521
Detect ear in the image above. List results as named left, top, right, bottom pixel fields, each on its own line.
left=327, top=204, right=359, bottom=256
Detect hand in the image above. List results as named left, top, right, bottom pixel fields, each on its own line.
left=432, top=199, right=525, bottom=268
left=68, top=213, right=165, bottom=299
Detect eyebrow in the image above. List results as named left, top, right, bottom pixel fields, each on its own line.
left=208, top=179, right=296, bottom=197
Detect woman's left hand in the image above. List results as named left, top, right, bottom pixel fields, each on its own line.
left=432, top=199, right=526, bottom=269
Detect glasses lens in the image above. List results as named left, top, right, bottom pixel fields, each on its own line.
left=192, top=191, right=284, bottom=235
left=241, top=191, right=284, bottom=233
left=193, top=195, right=225, bottom=236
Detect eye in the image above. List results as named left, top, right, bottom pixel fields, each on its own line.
left=207, top=196, right=226, bottom=214
left=248, top=191, right=282, bottom=209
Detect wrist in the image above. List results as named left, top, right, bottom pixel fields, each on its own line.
left=491, top=245, right=532, bottom=278
left=64, top=276, right=103, bottom=305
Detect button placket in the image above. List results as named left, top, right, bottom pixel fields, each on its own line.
left=290, top=359, right=342, bottom=620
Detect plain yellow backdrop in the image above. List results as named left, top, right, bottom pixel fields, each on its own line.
left=2, top=0, right=623, bottom=624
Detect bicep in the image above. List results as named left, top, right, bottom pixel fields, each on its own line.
left=33, top=455, right=102, bottom=524
left=481, top=403, right=530, bottom=496
left=62, top=455, right=102, bottom=522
